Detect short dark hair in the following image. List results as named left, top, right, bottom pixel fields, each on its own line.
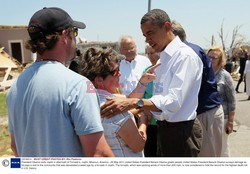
left=141, top=9, right=171, bottom=27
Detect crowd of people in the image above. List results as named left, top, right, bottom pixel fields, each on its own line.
left=6, top=7, right=249, bottom=157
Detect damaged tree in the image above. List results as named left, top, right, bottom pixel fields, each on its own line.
left=217, top=20, right=249, bottom=53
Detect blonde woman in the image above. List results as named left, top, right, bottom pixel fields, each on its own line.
left=207, top=46, right=236, bottom=157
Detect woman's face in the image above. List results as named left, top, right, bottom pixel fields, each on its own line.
left=207, top=50, right=221, bottom=71
left=146, top=46, right=159, bottom=65
left=102, top=63, right=121, bottom=94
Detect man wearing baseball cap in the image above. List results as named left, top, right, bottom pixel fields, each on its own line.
left=7, top=7, right=114, bottom=157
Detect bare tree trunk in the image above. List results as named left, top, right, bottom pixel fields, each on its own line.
left=217, top=20, right=248, bottom=57
left=218, top=20, right=226, bottom=51
left=211, top=35, right=215, bottom=46
left=230, top=25, right=242, bottom=49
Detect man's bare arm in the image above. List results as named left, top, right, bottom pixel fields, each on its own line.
left=79, top=132, right=114, bottom=157
left=101, top=98, right=161, bottom=118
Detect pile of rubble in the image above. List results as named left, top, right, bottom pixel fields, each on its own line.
left=0, top=47, right=23, bottom=91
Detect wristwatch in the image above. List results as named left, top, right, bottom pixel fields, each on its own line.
left=136, top=99, right=144, bottom=109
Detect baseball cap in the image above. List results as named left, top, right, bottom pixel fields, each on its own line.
left=28, top=7, right=86, bottom=40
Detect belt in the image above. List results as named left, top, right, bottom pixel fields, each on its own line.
left=156, top=119, right=195, bottom=127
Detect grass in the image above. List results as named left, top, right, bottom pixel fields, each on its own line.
left=0, top=124, right=13, bottom=156
left=0, top=92, right=12, bottom=156
left=0, top=92, right=8, bottom=117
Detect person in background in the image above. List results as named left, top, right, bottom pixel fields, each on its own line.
left=119, top=35, right=151, bottom=95
left=235, top=48, right=248, bottom=93
left=68, top=49, right=82, bottom=73
left=143, top=44, right=159, bottom=157
left=171, top=20, right=224, bottom=157
left=244, top=55, right=250, bottom=100
left=207, top=46, right=236, bottom=157
left=78, top=47, right=148, bottom=157
left=225, top=55, right=233, bottom=74
left=101, top=9, right=203, bottom=157
left=6, top=7, right=114, bottom=157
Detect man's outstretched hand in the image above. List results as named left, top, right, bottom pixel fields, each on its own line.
left=101, top=97, right=137, bottom=118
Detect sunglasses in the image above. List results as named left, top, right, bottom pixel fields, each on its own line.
left=102, top=67, right=120, bottom=78
left=73, top=27, right=78, bottom=37
left=110, top=67, right=120, bottom=77
left=208, top=56, right=220, bottom=60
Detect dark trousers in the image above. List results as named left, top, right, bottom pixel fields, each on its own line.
left=144, top=125, right=158, bottom=157
left=156, top=118, right=203, bottom=157
left=235, top=74, right=246, bottom=92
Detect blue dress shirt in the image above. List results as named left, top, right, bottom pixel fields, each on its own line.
left=184, top=41, right=221, bottom=115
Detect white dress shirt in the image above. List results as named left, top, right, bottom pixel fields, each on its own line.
left=244, top=60, right=250, bottom=74
left=119, top=54, right=151, bottom=95
left=150, top=36, right=203, bottom=122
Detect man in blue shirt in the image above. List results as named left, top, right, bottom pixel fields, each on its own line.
left=7, top=7, right=114, bottom=157
left=171, top=20, right=224, bottom=157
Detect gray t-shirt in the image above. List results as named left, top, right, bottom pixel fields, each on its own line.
left=98, top=90, right=143, bottom=157
left=7, top=61, right=103, bottom=157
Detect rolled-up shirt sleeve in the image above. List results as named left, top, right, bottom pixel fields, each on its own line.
left=150, top=53, right=202, bottom=122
